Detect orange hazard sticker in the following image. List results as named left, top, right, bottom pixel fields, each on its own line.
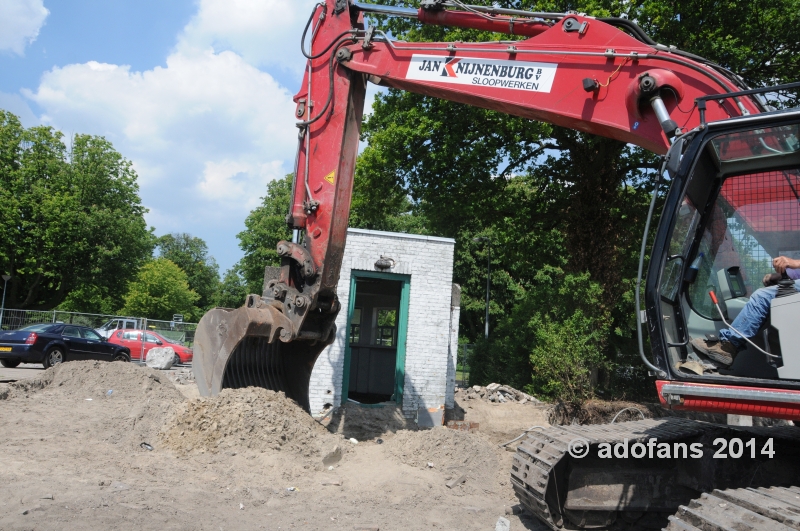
left=324, top=171, right=335, bottom=185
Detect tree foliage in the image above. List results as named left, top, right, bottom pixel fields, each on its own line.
left=0, top=110, right=153, bottom=312
left=156, top=233, right=220, bottom=311
left=213, top=267, right=249, bottom=309
left=236, top=174, right=293, bottom=294
left=121, top=258, right=199, bottom=321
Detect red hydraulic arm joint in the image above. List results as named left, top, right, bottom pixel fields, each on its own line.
left=282, top=0, right=762, bottom=339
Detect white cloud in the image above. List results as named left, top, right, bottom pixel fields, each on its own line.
left=0, top=0, right=48, bottom=55
left=24, top=48, right=298, bottom=270
left=178, top=0, right=319, bottom=71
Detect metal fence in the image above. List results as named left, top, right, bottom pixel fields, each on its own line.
left=0, top=309, right=197, bottom=351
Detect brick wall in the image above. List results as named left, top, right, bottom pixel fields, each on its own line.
left=308, top=228, right=459, bottom=419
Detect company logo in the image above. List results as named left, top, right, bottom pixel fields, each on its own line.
left=407, top=54, right=557, bottom=93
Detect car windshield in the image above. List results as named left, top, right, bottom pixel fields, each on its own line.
left=20, top=324, right=55, bottom=332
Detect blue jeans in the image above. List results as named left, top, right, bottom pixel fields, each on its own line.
left=720, top=280, right=800, bottom=349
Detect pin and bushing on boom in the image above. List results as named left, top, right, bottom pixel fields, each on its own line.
left=639, top=73, right=682, bottom=138
left=620, top=69, right=687, bottom=141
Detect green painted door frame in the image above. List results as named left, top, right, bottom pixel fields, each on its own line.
left=340, top=270, right=411, bottom=406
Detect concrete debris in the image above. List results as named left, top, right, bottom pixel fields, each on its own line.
left=456, top=384, right=540, bottom=405
left=505, top=505, right=524, bottom=516
left=349, top=438, right=359, bottom=445
left=145, top=347, right=175, bottom=370
left=169, top=368, right=195, bottom=385
left=323, top=445, right=342, bottom=466
left=445, top=474, right=466, bottom=489
left=495, top=516, right=511, bottom=531
left=321, top=479, right=342, bottom=486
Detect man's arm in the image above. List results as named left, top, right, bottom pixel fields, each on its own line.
left=773, top=256, right=800, bottom=275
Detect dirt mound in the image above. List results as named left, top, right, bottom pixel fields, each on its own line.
left=384, top=427, right=501, bottom=490
left=322, top=402, right=416, bottom=440
left=2, top=360, right=183, bottom=401
left=1, top=361, right=185, bottom=449
left=160, top=387, right=337, bottom=458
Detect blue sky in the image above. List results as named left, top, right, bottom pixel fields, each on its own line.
left=1, top=0, right=357, bottom=275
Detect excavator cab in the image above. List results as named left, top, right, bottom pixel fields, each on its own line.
left=647, top=102, right=800, bottom=388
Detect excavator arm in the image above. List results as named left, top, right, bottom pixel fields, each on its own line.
left=193, top=0, right=764, bottom=411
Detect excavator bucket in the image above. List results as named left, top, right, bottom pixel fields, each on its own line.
left=192, top=301, right=334, bottom=413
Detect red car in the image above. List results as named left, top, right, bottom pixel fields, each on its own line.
left=107, top=329, right=193, bottom=364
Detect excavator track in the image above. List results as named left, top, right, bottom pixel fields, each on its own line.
left=666, top=486, right=800, bottom=530
left=511, top=419, right=800, bottom=530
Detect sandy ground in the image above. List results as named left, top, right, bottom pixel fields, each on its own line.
left=0, top=361, right=551, bottom=531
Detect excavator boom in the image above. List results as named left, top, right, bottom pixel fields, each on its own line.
left=194, top=0, right=763, bottom=410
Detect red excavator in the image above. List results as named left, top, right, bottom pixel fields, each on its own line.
left=193, top=1, right=800, bottom=528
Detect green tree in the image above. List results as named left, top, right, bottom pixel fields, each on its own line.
left=213, top=267, right=249, bottom=309
left=236, top=174, right=293, bottom=293
left=121, top=258, right=199, bottom=321
left=0, top=111, right=153, bottom=312
left=155, top=233, right=220, bottom=311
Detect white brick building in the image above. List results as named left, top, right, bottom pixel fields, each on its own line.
left=308, top=228, right=460, bottom=422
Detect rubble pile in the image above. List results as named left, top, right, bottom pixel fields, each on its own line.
left=455, top=383, right=541, bottom=405
left=167, top=367, right=195, bottom=385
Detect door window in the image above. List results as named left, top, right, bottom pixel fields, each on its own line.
left=145, top=333, right=160, bottom=344
left=374, top=308, right=397, bottom=347
left=62, top=326, right=81, bottom=338
left=124, top=321, right=135, bottom=329
left=685, top=168, right=800, bottom=318
left=122, top=331, right=139, bottom=341
left=81, top=329, right=103, bottom=341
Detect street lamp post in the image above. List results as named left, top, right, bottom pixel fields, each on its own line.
left=472, top=237, right=492, bottom=340
left=1, top=274, right=10, bottom=330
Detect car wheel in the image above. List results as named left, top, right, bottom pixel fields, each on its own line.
left=0, top=359, right=21, bottom=368
left=173, top=354, right=181, bottom=366
left=112, top=353, right=129, bottom=362
left=43, top=348, right=64, bottom=368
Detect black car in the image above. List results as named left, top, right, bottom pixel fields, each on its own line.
left=0, top=323, right=131, bottom=368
